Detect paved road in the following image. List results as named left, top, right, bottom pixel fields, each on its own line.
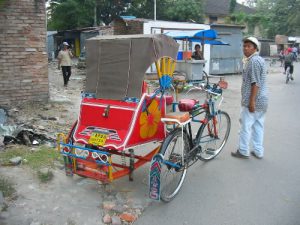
left=134, top=61, right=300, bottom=225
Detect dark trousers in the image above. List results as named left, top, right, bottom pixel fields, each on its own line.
left=284, top=63, right=294, bottom=74
left=62, top=66, right=71, bottom=86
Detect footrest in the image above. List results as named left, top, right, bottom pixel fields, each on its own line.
left=161, top=112, right=190, bottom=125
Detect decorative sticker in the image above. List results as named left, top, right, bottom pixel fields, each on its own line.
left=139, top=100, right=161, bottom=139
left=149, top=154, right=162, bottom=201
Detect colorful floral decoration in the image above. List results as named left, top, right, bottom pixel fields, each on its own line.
left=139, top=100, right=161, bottom=139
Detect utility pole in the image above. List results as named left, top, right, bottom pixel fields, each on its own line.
left=93, top=4, right=97, bottom=27
left=154, top=0, right=156, bottom=21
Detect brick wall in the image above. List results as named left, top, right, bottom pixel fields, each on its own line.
left=0, top=0, right=48, bottom=106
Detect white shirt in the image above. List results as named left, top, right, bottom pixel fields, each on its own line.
left=58, top=49, right=73, bottom=66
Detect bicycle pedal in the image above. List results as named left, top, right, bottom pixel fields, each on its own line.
left=205, top=149, right=216, bottom=155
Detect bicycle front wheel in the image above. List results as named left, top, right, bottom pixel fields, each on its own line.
left=286, top=67, right=290, bottom=84
left=159, top=128, right=190, bottom=202
left=196, top=111, right=230, bottom=161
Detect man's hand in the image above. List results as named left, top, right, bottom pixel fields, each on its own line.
left=249, top=100, right=255, bottom=113
left=68, top=49, right=73, bottom=58
left=249, top=83, right=258, bottom=113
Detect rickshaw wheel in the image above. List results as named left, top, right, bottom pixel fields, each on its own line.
left=159, top=128, right=190, bottom=202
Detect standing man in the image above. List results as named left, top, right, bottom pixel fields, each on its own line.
left=58, top=42, right=73, bottom=87
left=232, top=37, right=268, bottom=159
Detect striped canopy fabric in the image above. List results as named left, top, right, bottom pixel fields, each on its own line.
left=85, top=34, right=179, bottom=100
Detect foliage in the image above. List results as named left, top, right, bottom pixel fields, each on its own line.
left=47, top=0, right=204, bottom=30
left=229, top=0, right=237, bottom=13
left=0, top=0, right=6, bottom=7
left=47, top=0, right=96, bottom=30
left=266, top=0, right=300, bottom=37
left=96, top=0, right=131, bottom=25
left=127, top=0, right=204, bottom=23
left=0, top=177, right=15, bottom=198
left=163, top=0, right=204, bottom=23
left=0, top=145, right=61, bottom=170
left=37, top=169, right=54, bottom=183
left=228, top=0, right=300, bottom=38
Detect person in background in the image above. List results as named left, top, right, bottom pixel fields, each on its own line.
left=283, top=47, right=295, bottom=80
left=232, top=37, right=268, bottom=159
left=191, top=44, right=204, bottom=60
left=279, top=49, right=284, bottom=67
left=292, top=46, right=298, bottom=61
left=57, top=42, right=73, bottom=87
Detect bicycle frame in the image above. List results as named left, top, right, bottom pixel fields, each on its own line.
left=162, top=88, right=224, bottom=169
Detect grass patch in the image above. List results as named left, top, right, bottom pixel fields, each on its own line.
left=37, top=169, right=54, bottom=183
left=0, top=177, right=15, bottom=198
left=0, top=145, right=62, bottom=170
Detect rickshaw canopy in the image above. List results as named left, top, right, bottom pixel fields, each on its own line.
left=85, top=34, right=179, bottom=100
left=165, top=29, right=229, bottom=45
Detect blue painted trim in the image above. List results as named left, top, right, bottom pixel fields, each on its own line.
left=192, top=118, right=202, bottom=123
left=172, top=102, right=178, bottom=112
left=162, top=160, right=181, bottom=169
left=159, top=75, right=172, bottom=90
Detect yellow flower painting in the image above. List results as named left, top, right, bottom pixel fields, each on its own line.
left=139, top=100, right=161, bottom=139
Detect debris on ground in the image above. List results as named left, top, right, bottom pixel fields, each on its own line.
left=3, top=129, right=53, bottom=146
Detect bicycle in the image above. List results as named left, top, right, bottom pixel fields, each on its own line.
left=286, top=66, right=291, bottom=84
left=269, top=57, right=277, bottom=67
left=157, top=81, right=231, bottom=202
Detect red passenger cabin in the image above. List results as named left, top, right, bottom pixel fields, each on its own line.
left=57, top=34, right=179, bottom=182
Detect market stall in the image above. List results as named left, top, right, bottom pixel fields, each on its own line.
left=165, top=29, right=228, bottom=81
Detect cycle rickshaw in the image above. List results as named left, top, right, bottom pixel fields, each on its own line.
left=57, top=34, right=230, bottom=202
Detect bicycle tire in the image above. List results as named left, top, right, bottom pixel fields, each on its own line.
left=196, top=111, right=231, bottom=162
left=286, top=67, right=290, bottom=84
left=159, top=128, right=190, bottom=202
left=202, top=70, right=209, bottom=85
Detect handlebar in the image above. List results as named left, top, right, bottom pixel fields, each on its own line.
left=185, top=82, right=223, bottom=98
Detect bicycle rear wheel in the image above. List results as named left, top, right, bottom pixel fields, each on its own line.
left=159, top=128, right=190, bottom=202
left=196, top=111, right=230, bottom=161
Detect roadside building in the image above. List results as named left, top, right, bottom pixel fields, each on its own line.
left=52, top=26, right=113, bottom=58
left=47, top=31, right=57, bottom=61
left=204, top=0, right=258, bottom=36
left=275, top=35, right=289, bottom=53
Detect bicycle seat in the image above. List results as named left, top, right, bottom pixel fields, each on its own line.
left=165, top=95, right=174, bottom=106
left=178, top=99, right=199, bottom=112
left=162, top=112, right=190, bottom=125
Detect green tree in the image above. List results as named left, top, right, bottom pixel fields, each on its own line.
left=47, top=0, right=131, bottom=29
left=228, top=0, right=300, bottom=38
left=127, top=0, right=204, bottom=23
left=229, top=0, right=237, bottom=13
left=163, top=0, right=204, bottom=23
left=47, top=0, right=95, bottom=30
left=267, top=0, right=300, bottom=37
left=96, top=0, right=131, bottom=25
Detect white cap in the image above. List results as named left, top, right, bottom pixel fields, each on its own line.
left=243, top=37, right=259, bottom=51
left=62, top=42, right=69, bottom=46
